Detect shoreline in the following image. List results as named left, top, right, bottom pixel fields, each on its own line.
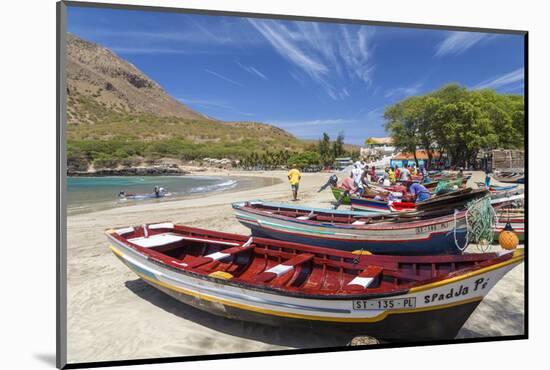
left=67, top=172, right=282, bottom=215
left=66, top=170, right=524, bottom=363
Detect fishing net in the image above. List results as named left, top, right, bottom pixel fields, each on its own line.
left=434, top=178, right=462, bottom=195
left=453, top=196, right=497, bottom=253
left=466, top=196, right=497, bottom=244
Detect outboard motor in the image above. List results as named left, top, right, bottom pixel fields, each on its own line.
left=318, top=174, right=338, bottom=192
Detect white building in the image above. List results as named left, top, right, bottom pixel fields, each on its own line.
left=361, top=137, right=396, bottom=159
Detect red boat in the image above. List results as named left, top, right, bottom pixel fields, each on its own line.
left=106, top=223, right=523, bottom=341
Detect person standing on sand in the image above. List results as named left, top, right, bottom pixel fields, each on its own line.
left=400, top=166, right=411, bottom=181
left=288, top=164, right=301, bottom=201
left=351, top=161, right=365, bottom=196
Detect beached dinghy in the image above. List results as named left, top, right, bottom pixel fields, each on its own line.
left=349, top=196, right=416, bottom=213
left=350, top=188, right=488, bottom=214
left=330, top=185, right=397, bottom=206
left=488, top=184, right=519, bottom=192
left=117, top=190, right=171, bottom=201
left=232, top=200, right=469, bottom=255
left=491, top=171, right=525, bottom=184
left=106, top=223, right=523, bottom=341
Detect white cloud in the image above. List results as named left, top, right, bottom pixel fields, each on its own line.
left=204, top=69, right=244, bottom=88
left=236, top=61, right=268, bottom=80
left=248, top=19, right=374, bottom=100
left=177, top=97, right=254, bottom=117
left=434, top=31, right=494, bottom=57
left=474, top=68, right=524, bottom=90
left=248, top=19, right=329, bottom=79
left=384, top=83, right=423, bottom=99
left=270, top=118, right=359, bottom=130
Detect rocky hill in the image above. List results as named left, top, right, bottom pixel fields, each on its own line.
left=66, top=33, right=206, bottom=122
left=65, top=34, right=307, bottom=173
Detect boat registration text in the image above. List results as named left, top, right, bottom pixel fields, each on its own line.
left=353, top=297, right=417, bottom=310
left=415, top=222, right=450, bottom=234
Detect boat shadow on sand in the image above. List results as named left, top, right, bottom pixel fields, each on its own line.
left=125, top=279, right=356, bottom=349
left=125, top=278, right=524, bottom=346
left=455, top=297, right=524, bottom=339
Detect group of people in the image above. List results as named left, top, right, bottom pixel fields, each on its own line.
left=289, top=161, right=434, bottom=204
left=337, top=161, right=432, bottom=204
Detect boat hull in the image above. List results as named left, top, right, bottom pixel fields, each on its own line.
left=350, top=197, right=394, bottom=213
left=109, top=238, right=522, bottom=342
left=149, top=278, right=481, bottom=341
left=233, top=206, right=468, bottom=255
left=239, top=221, right=466, bottom=255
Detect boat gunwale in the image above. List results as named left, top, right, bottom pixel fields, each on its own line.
left=105, top=224, right=521, bottom=301
left=232, top=202, right=467, bottom=231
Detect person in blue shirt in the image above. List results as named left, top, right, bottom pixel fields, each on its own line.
left=407, top=182, right=431, bottom=203
left=420, top=166, right=431, bottom=184
left=485, top=171, right=491, bottom=188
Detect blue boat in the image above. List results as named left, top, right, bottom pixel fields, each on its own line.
left=232, top=200, right=468, bottom=255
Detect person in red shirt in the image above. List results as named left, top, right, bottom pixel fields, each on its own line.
left=370, top=166, right=377, bottom=182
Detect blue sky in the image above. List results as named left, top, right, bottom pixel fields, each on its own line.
left=67, top=6, right=525, bottom=145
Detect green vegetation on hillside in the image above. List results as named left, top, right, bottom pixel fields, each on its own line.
left=385, top=84, right=524, bottom=167
left=238, top=133, right=359, bottom=170
left=68, top=92, right=309, bottom=170
left=67, top=88, right=362, bottom=171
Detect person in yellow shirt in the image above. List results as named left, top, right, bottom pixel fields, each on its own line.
left=388, top=167, right=396, bottom=184
left=287, top=164, right=301, bottom=201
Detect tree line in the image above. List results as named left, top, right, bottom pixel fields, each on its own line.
left=384, top=84, right=524, bottom=168
left=68, top=132, right=359, bottom=172
left=240, top=132, right=358, bottom=170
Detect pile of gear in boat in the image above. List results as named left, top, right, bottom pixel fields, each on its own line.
left=106, top=163, right=525, bottom=343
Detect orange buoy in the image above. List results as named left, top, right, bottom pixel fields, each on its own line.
left=499, top=222, right=519, bottom=250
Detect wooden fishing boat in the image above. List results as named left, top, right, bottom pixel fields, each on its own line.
left=489, top=184, right=519, bottom=192
left=232, top=200, right=469, bottom=255
left=330, top=185, right=393, bottom=205
left=349, top=196, right=416, bottom=213
left=422, top=176, right=470, bottom=191
left=350, top=188, right=488, bottom=214
left=491, top=171, right=525, bottom=184
left=488, top=189, right=524, bottom=207
left=117, top=191, right=171, bottom=201
left=106, top=223, right=523, bottom=341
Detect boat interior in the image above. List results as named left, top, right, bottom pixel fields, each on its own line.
left=235, top=202, right=456, bottom=226
left=110, top=223, right=508, bottom=296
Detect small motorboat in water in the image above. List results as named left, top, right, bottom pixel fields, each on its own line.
left=117, top=186, right=171, bottom=201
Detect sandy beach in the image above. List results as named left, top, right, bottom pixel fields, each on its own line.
left=66, top=170, right=524, bottom=363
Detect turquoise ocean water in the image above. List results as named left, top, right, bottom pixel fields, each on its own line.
left=67, top=175, right=275, bottom=214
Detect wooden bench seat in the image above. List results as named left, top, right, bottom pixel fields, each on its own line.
left=253, top=253, right=314, bottom=283
left=187, top=238, right=254, bottom=269
left=346, top=265, right=384, bottom=290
